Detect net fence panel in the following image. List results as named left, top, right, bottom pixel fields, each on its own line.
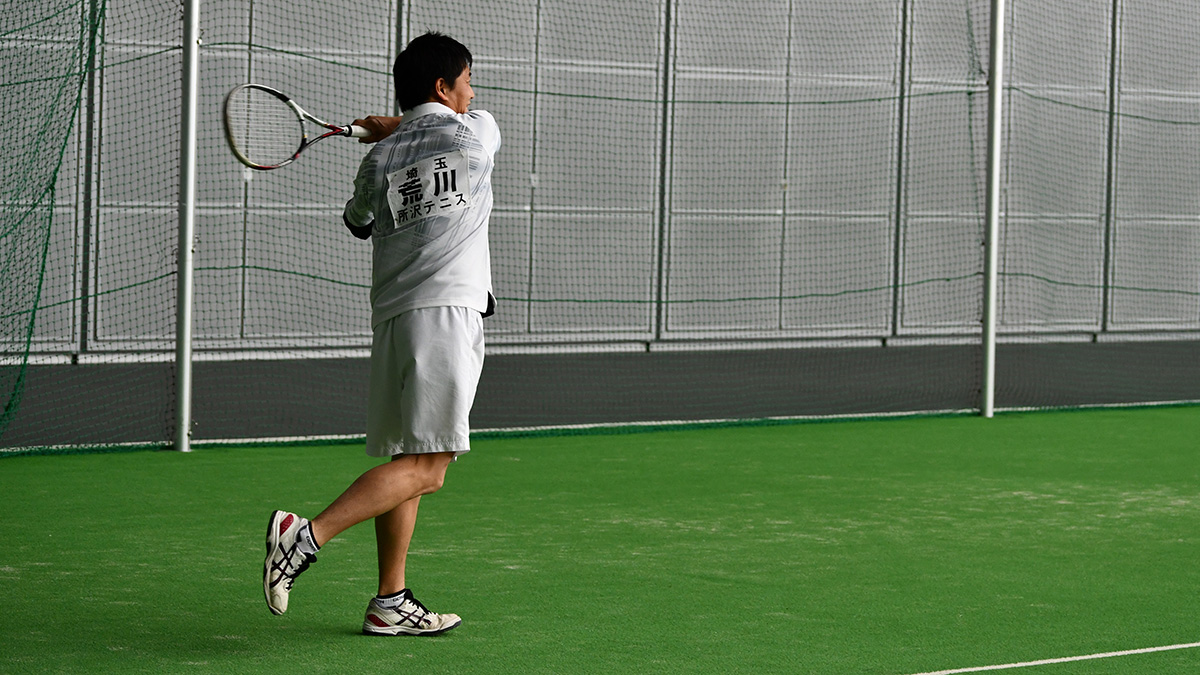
left=185, top=0, right=393, bottom=441
left=0, top=1, right=90, bottom=441
left=2, top=0, right=180, bottom=449
left=6, top=0, right=1200, bottom=450
left=199, top=0, right=986, bottom=432
left=472, top=0, right=984, bottom=422
left=994, top=0, right=1200, bottom=408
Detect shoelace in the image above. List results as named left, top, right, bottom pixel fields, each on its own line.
left=389, top=594, right=434, bottom=627
left=275, top=547, right=315, bottom=590
left=405, top=594, right=430, bottom=615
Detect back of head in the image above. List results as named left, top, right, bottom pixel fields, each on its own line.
left=393, top=32, right=473, bottom=112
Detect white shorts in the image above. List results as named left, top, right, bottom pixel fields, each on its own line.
left=365, top=306, right=484, bottom=458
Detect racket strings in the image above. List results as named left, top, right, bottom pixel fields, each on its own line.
left=226, top=87, right=304, bottom=168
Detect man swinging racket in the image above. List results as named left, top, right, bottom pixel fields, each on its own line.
left=262, top=31, right=500, bottom=636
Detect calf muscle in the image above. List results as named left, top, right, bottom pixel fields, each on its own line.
left=310, top=452, right=453, bottom=547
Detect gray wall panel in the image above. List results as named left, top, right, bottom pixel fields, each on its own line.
left=191, top=210, right=246, bottom=340
left=539, top=0, right=663, bottom=66
left=197, top=51, right=252, bottom=207
left=407, top=0, right=538, bottom=62
left=1119, top=2, right=1200, bottom=93
left=782, top=216, right=894, bottom=333
left=789, top=0, right=900, bottom=78
left=529, top=212, right=656, bottom=333
left=198, top=0, right=250, bottom=45
left=30, top=207, right=81, bottom=344
left=252, top=0, right=393, bottom=54
left=1008, top=0, right=1110, bottom=88
left=903, top=86, right=988, bottom=216
left=99, top=47, right=180, bottom=207
left=1005, top=92, right=1108, bottom=217
left=1110, top=220, right=1200, bottom=328
left=666, top=215, right=783, bottom=331
left=900, top=216, right=983, bottom=331
left=487, top=211, right=533, bottom=335
left=474, top=63, right=534, bottom=210
left=242, top=209, right=371, bottom=337
left=92, top=208, right=176, bottom=342
left=998, top=217, right=1104, bottom=329
left=106, top=0, right=182, bottom=43
left=1114, top=99, right=1200, bottom=218
left=670, top=74, right=787, bottom=215
left=674, top=0, right=790, bottom=74
left=909, top=0, right=991, bottom=84
left=786, top=88, right=897, bottom=215
left=534, top=67, right=660, bottom=211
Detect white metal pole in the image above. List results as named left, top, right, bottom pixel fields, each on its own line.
left=981, top=0, right=1006, bottom=418
left=176, top=0, right=200, bottom=451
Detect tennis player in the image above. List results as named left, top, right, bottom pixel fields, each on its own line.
left=262, top=31, right=500, bottom=637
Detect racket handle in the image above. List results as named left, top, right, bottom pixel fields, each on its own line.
left=348, top=125, right=370, bottom=138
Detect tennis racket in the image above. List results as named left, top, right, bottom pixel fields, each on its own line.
left=222, top=83, right=369, bottom=170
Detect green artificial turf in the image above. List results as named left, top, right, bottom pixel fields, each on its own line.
left=3, top=407, right=1200, bottom=674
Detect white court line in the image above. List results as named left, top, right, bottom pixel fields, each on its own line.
left=903, top=642, right=1200, bottom=675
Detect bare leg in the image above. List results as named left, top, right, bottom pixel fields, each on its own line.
left=309, top=452, right=453, bottom=548
left=376, top=495, right=420, bottom=595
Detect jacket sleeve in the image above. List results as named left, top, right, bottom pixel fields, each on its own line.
left=342, top=150, right=377, bottom=239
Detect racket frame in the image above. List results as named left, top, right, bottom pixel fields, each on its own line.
left=222, top=83, right=367, bottom=171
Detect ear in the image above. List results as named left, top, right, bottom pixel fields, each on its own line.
left=432, top=77, right=452, bottom=104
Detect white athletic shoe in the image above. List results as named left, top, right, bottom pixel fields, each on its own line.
left=263, top=510, right=315, bottom=616
left=362, top=590, right=462, bottom=636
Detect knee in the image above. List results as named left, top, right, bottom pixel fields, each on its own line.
left=422, top=470, right=446, bottom=495
left=417, top=455, right=452, bottom=495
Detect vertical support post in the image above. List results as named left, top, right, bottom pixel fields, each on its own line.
left=890, top=0, right=912, bottom=339
left=176, top=0, right=200, bottom=451
left=525, top=0, right=544, bottom=336
left=79, top=0, right=101, bottom=358
left=393, top=0, right=407, bottom=117
left=1100, top=0, right=1123, bottom=333
left=653, top=0, right=673, bottom=342
left=980, top=0, right=1006, bottom=417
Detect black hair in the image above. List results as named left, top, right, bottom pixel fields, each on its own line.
left=393, top=32, right=473, bottom=111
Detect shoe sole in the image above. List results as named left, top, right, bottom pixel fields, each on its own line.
left=264, top=510, right=286, bottom=616
left=361, top=617, right=462, bottom=637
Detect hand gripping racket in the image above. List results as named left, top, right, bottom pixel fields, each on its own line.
left=222, top=84, right=369, bottom=170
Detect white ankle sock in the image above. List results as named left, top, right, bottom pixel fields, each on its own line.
left=296, top=521, right=319, bottom=556
left=375, top=589, right=410, bottom=609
